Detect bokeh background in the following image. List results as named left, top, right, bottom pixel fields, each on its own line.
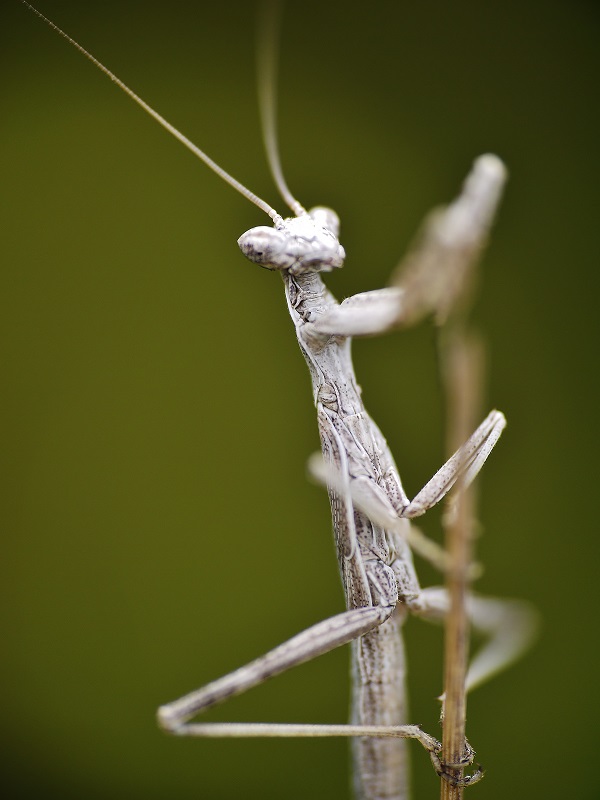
left=2, top=1, right=598, bottom=798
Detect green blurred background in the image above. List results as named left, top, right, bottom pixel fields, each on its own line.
left=2, top=1, right=598, bottom=798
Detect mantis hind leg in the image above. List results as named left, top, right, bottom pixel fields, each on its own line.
left=406, top=585, right=537, bottom=693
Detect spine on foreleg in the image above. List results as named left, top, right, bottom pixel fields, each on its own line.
left=351, top=611, right=410, bottom=800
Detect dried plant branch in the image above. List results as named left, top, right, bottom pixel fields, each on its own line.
left=439, top=331, right=483, bottom=799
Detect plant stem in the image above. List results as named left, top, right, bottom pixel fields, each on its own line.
left=440, top=332, right=482, bottom=800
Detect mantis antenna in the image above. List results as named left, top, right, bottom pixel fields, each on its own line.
left=256, top=0, right=306, bottom=217
left=19, top=0, right=285, bottom=228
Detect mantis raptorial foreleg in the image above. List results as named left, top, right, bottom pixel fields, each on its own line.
left=307, top=155, right=505, bottom=340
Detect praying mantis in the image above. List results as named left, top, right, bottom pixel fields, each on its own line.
left=19, top=2, right=535, bottom=798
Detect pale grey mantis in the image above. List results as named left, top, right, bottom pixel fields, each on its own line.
left=21, top=2, right=534, bottom=798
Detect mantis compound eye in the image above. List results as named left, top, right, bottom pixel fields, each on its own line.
left=237, top=226, right=291, bottom=270
left=308, top=206, right=340, bottom=238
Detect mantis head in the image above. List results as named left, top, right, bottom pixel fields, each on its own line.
left=238, top=206, right=345, bottom=276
